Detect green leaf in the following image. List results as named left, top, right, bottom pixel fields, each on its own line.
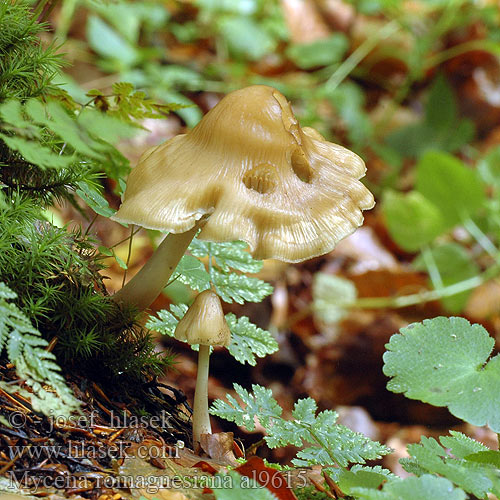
left=441, top=431, right=489, bottom=459
left=190, top=240, right=263, bottom=274
left=416, top=151, right=485, bottom=227
left=425, top=73, right=456, bottom=131
left=114, top=254, right=127, bottom=270
left=211, top=385, right=390, bottom=468
left=26, top=100, right=100, bottom=159
left=352, top=474, right=466, bottom=500
left=0, top=99, right=35, bottom=130
left=212, top=270, right=273, bottom=304
left=383, top=316, right=500, bottom=431
left=385, top=75, right=474, bottom=158
left=211, top=384, right=282, bottom=431
left=0, top=134, right=71, bottom=170
left=148, top=305, right=277, bottom=363
left=383, top=190, right=445, bottom=251
left=478, top=145, right=500, bottom=189
left=402, top=436, right=493, bottom=498
left=465, top=450, right=500, bottom=467
left=87, top=16, right=139, bottom=67
left=98, top=246, right=113, bottom=257
left=76, top=182, right=116, bottom=218
left=329, top=465, right=395, bottom=495
left=212, top=470, right=277, bottom=499
left=413, top=243, right=479, bottom=312
left=286, top=34, right=348, bottom=69
left=225, top=314, right=278, bottom=366
left=77, top=108, right=136, bottom=144
left=145, top=303, right=188, bottom=338
left=0, top=283, right=80, bottom=417
left=323, top=81, right=373, bottom=148
left=218, top=16, right=276, bottom=61
left=173, top=255, right=211, bottom=292
left=312, top=273, right=357, bottom=324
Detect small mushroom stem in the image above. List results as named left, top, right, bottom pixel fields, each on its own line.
left=193, top=344, right=212, bottom=445
left=113, top=225, right=199, bottom=311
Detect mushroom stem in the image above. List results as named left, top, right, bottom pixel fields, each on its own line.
left=113, top=225, right=199, bottom=311
left=193, top=344, right=212, bottom=445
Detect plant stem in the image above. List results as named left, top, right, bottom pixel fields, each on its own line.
left=287, top=264, right=500, bottom=328
left=121, top=225, right=135, bottom=288
left=193, top=344, right=212, bottom=446
left=422, top=244, right=443, bottom=290
left=112, top=225, right=199, bottom=310
left=325, top=20, right=400, bottom=92
left=463, top=217, right=498, bottom=259
left=351, top=264, right=500, bottom=309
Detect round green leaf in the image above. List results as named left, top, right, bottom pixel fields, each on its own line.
left=383, top=317, right=500, bottom=431
left=383, top=190, right=445, bottom=251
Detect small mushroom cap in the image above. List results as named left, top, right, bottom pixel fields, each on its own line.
left=174, top=290, right=231, bottom=346
left=113, top=85, right=374, bottom=263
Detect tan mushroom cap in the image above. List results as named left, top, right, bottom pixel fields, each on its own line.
left=174, top=290, right=231, bottom=346
left=113, top=85, right=375, bottom=262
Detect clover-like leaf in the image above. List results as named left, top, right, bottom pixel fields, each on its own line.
left=383, top=316, right=500, bottom=431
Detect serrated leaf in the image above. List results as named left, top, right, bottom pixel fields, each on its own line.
left=145, top=303, right=188, bottom=338
left=329, top=465, right=395, bottom=495
left=440, top=431, right=489, bottom=459
left=0, top=134, right=71, bottom=169
left=0, top=283, right=79, bottom=417
left=112, top=82, right=134, bottom=96
left=413, top=243, right=479, bottom=312
left=416, top=151, right=485, bottom=227
left=312, top=272, right=357, bottom=324
left=465, top=450, right=500, bottom=467
left=26, top=100, right=100, bottom=159
left=403, top=436, right=493, bottom=498
left=289, top=409, right=390, bottom=468
left=225, top=314, right=278, bottom=366
left=383, top=190, right=445, bottom=251
left=0, top=99, right=34, bottom=130
left=212, top=270, right=272, bottom=304
left=352, top=474, right=466, bottom=500
left=0, top=283, right=17, bottom=300
left=211, top=384, right=390, bottom=469
left=383, top=316, right=500, bottom=431
left=190, top=239, right=263, bottom=274
left=210, top=384, right=282, bottom=431
left=173, top=255, right=211, bottom=292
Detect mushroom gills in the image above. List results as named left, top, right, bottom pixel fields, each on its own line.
left=243, top=163, right=278, bottom=194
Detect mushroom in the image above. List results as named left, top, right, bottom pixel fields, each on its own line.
left=112, top=85, right=374, bottom=310
left=174, top=289, right=231, bottom=446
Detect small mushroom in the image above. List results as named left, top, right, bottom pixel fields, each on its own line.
left=112, top=85, right=374, bottom=310
left=174, top=289, right=231, bottom=446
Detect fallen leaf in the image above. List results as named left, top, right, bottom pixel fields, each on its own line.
left=200, top=432, right=239, bottom=466
left=235, top=456, right=298, bottom=500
